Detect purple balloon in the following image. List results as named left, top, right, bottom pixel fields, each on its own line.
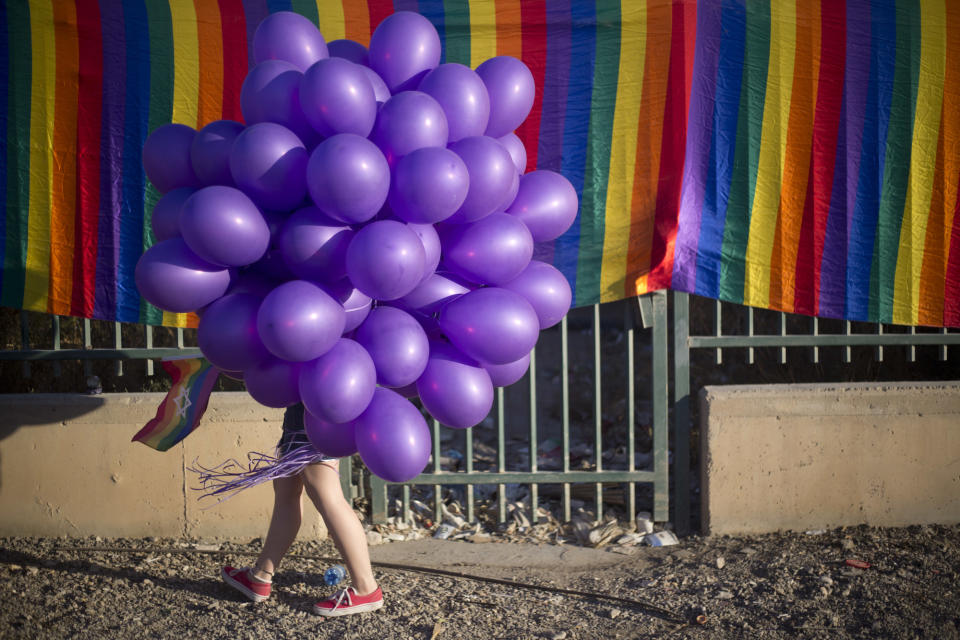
left=371, top=91, right=448, bottom=165
left=368, top=12, right=441, bottom=93
left=300, top=58, right=377, bottom=138
left=244, top=355, right=302, bottom=408
left=438, top=287, right=540, bottom=364
left=476, top=56, right=535, bottom=138
left=446, top=136, right=515, bottom=223
left=135, top=238, right=231, bottom=312
left=228, top=271, right=279, bottom=298
left=501, top=260, right=572, bottom=329
left=230, top=122, right=308, bottom=211
left=191, top=120, right=245, bottom=186
left=498, top=132, right=527, bottom=174
left=416, top=341, right=493, bottom=429
left=256, top=280, right=346, bottom=362
left=499, top=169, right=520, bottom=211
left=345, top=220, right=426, bottom=300
left=320, top=277, right=355, bottom=303
left=299, top=338, right=376, bottom=424
left=440, top=212, right=533, bottom=285
left=342, top=287, right=373, bottom=333
left=240, top=61, right=317, bottom=146
left=180, top=186, right=270, bottom=267
left=252, top=11, right=328, bottom=72
left=398, top=272, right=469, bottom=314
left=305, top=411, right=358, bottom=458
left=391, top=382, right=419, bottom=399
left=418, top=63, right=490, bottom=142
left=408, top=222, right=441, bottom=278
left=481, top=352, right=530, bottom=387
left=151, top=187, right=195, bottom=242
left=355, top=306, right=429, bottom=387
left=245, top=246, right=296, bottom=283
left=388, top=147, right=469, bottom=224
left=360, top=66, right=391, bottom=104
left=506, top=170, right=579, bottom=242
left=354, top=387, right=432, bottom=482
left=198, top=293, right=270, bottom=371
left=307, top=134, right=390, bottom=224
left=142, top=124, right=199, bottom=193
left=327, top=39, right=369, bottom=65
left=277, top=206, right=353, bottom=282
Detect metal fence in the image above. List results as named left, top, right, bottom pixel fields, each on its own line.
left=0, top=295, right=673, bottom=531
left=669, top=291, right=960, bottom=533
left=4, top=291, right=959, bottom=534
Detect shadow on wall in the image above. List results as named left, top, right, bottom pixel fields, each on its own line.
left=0, top=394, right=108, bottom=492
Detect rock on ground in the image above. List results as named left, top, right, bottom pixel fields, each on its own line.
left=1, top=524, right=959, bottom=639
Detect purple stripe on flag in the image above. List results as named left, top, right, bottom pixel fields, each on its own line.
left=243, top=0, right=269, bottom=70
left=532, top=0, right=571, bottom=268
left=671, top=1, right=722, bottom=292
left=820, top=0, right=869, bottom=318
left=94, top=0, right=126, bottom=320
left=393, top=0, right=419, bottom=14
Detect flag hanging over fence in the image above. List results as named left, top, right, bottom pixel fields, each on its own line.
left=1, top=1, right=958, bottom=328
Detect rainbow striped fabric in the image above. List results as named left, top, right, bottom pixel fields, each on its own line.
left=132, top=356, right=219, bottom=451
left=1, top=1, right=957, bottom=328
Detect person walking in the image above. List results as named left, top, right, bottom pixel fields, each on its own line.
left=220, top=404, right=383, bottom=617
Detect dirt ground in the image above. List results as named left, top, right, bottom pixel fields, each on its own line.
left=1, top=523, right=958, bottom=639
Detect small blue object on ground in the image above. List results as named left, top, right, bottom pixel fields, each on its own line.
left=324, top=565, right=347, bottom=586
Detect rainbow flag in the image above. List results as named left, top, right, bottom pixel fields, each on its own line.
left=1, top=1, right=957, bottom=328
left=132, top=356, right=219, bottom=451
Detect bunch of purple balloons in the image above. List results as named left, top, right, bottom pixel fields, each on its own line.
left=135, top=11, right=577, bottom=483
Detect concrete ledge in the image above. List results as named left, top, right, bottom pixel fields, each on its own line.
left=0, top=392, right=326, bottom=540
left=700, top=381, right=960, bottom=535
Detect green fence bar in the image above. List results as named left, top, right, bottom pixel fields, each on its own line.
left=672, top=292, right=691, bottom=534
left=114, top=322, right=123, bottom=376
left=145, top=326, right=154, bottom=376
left=20, top=311, right=30, bottom=377
left=625, top=301, right=636, bottom=524
left=529, top=345, right=538, bottom=521
left=593, top=304, right=602, bottom=520
left=561, top=315, right=571, bottom=523
left=650, top=292, right=669, bottom=523
left=51, top=315, right=61, bottom=377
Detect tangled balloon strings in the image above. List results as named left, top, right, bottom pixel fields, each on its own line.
left=136, top=11, right=578, bottom=485
left=188, top=444, right=325, bottom=502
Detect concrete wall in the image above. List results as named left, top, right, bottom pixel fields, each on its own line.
left=700, top=381, right=960, bottom=535
left=0, top=392, right=326, bottom=541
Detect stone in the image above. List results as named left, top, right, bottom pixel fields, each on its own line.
left=715, top=556, right=726, bottom=569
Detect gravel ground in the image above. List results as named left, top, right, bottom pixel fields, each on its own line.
left=1, top=524, right=958, bottom=639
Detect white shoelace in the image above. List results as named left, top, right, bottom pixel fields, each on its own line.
left=328, top=588, right=354, bottom=610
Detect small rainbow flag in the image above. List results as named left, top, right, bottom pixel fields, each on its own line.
left=132, top=356, right=220, bottom=452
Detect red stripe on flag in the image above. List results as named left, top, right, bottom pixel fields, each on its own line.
left=367, top=0, right=393, bottom=38
left=516, top=0, right=546, bottom=172
left=72, top=0, right=103, bottom=318
left=218, top=0, right=247, bottom=122
left=794, top=0, right=845, bottom=316
left=644, top=0, right=696, bottom=291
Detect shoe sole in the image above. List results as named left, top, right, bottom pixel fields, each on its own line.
left=220, top=567, right=270, bottom=603
left=313, top=599, right=384, bottom=617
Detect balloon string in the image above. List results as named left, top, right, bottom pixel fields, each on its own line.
left=188, top=444, right=325, bottom=503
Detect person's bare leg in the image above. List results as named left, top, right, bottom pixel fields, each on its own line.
left=252, top=473, right=304, bottom=582
left=301, top=461, right=378, bottom=595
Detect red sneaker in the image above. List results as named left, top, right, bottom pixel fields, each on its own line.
left=313, top=586, right=384, bottom=617
left=221, top=566, right=271, bottom=603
